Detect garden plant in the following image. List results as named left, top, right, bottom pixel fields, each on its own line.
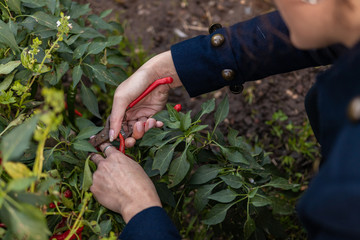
left=0, top=0, right=306, bottom=239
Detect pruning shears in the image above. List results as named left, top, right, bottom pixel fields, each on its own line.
left=89, top=77, right=173, bottom=153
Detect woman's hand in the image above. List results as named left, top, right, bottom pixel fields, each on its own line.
left=90, top=143, right=162, bottom=223
left=109, top=51, right=182, bottom=146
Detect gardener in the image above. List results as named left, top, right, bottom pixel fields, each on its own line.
left=90, top=0, right=360, bottom=239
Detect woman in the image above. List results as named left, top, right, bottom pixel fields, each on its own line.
left=90, top=0, right=360, bottom=239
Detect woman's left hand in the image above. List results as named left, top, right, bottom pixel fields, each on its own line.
left=90, top=143, right=162, bottom=223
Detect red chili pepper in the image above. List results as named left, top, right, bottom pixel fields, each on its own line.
left=119, top=133, right=125, bottom=154
left=174, top=104, right=182, bottom=112
left=63, top=189, right=72, bottom=198
left=50, top=226, right=83, bottom=240
left=64, top=102, right=83, bottom=117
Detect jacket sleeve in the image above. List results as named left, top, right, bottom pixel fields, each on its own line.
left=119, top=207, right=181, bottom=240
left=171, top=11, right=346, bottom=97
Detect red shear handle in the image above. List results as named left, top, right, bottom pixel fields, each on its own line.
left=127, top=77, right=173, bottom=109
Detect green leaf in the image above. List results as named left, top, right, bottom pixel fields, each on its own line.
left=140, top=128, right=170, bottom=147
left=73, top=42, right=91, bottom=60
left=72, top=65, right=83, bottom=87
left=208, top=189, right=237, bottom=203
left=88, top=14, right=114, bottom=31
left=100, top=9, right=112, bottom=18
left=222, top=148, right=249, bottom=165
left=203, top=203, right=235, bottom=225
left=82, top=157, right=93, bottom=192
left=0, top=201, right=50, bottom=240
left=0, top=61, right=20, bottom=75
left=180, top=111, right=192, bottom=131
left=248, top=187, right=258, bottom=198
left=32, top=11, right=58, bottom=29
left=188, top=124, right=208, bottom=135
left=86, top=64, right=121, bottom=86
left=244, top=217, right=256, bottom=240
left=190, top=165, right=221, bottom=185
left=0, top=71, right=16, bottom=91
left=73, top=139, right=97, bottom=153
left=47, top=0, right=56, bottom=14
left=194, top=183, right=220, bottom=211
left=0, top=20, right=19, bottom=52
left=76, top=126, right=103, bottom=140
left=21, top=0, right=49, bottom=7
left=7, top=0, right=21, bottom=14
left=194, top=98, right=215, bottom=121
left=153, top=144, right=176, bottom=175
left=251, top=195, right=271, bottom=207
left=0, top=116, right=39, bottom=162
left=44, top=71, right=56, bottom=85
left=56, top=61, right=69, bottom=84
left=168, top=151, right=190, bottom=188
left=154, top=182, right=176, bottom=208
left=214, top=95, right=229, bottom=126
left=80, top=83, right=101, bottom=119
left=62, top=196, right=74, bottom=210
left=69, top=2, right=91, bottom=19
left=65, top=34, right=80, bottom=45
left=6, top=177, right=37, bottom=192
left=106, top=36, right=123, bottom=47
left=264, top=177, right=299, bottom=190
left=228, top=127, right=239, bottom=146
left=220, top=175, right=243, bottom=189
left=99, top=219, right=112, bottom=237
left=87, top=41, right=107, bottom=55
left=166, top=104, right=180, bottom=121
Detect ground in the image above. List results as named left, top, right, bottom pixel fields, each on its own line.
left=78, top=0, right=321, bottom=175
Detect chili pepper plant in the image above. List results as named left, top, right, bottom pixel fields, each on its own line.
left=0, top=0, right=303, bottom=239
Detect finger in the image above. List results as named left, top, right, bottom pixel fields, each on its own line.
left=99, top=143, right=118, bottom=157
left=90, top=153, right=104, bottom=165
left=132, top=121, right=145, bottom=140
left=156, top=121, right=164, bottom=128
left=145, top=118, right=156, bottom=132
left=125, top=137, right=136, bottom=148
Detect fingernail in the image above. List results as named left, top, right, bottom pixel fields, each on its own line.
left=148, top=120, right=155, bottom=129
left=136, top=122, right=143, bottom=132
left=109, top=129, right=114, bottom=142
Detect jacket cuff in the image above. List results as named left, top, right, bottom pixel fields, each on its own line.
left=119, top=206, right=181, bottom=240
left=171, top=28, right=241, bottom=97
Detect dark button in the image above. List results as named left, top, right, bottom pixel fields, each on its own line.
left=348, top=96, right=360, bottom=122
left=221, top=69, right=235, bottom=81
left=211, top=34, right=225, bottom=47
left=208, top=23, right=222, bottom=34
left=229, top=84, right=244, bottom=94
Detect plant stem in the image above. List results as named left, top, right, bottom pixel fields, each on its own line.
left=30, top=125, right=51, bottom=192
left=64, top=193, right=92, bottom=240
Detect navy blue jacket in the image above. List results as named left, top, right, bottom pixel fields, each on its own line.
left=120, top=11, right=359, bottom=239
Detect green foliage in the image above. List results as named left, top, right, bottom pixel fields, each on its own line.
left=265, top=110, right=321, bottom=177
left=132, top=97, right=302, bottom=240
left=0, top=0, right=128, bottom=239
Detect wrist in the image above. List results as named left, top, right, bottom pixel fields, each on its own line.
left=122, top=200, right=162, bottom=223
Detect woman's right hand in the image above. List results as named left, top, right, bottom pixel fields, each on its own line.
left=109, top=50, right=183, bottom=147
